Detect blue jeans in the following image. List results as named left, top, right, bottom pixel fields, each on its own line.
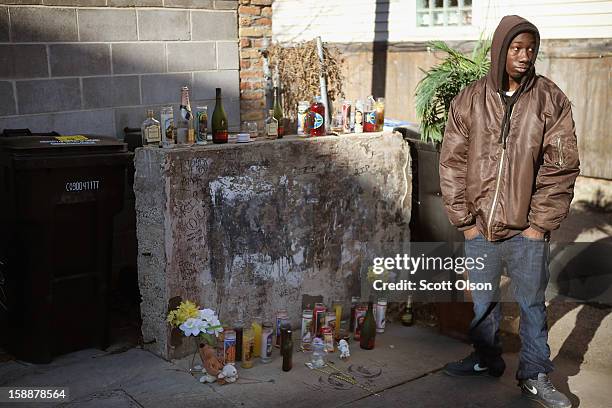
left=465, top=232, right=553, bottom=380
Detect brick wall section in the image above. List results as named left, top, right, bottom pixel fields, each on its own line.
left=237, top=0, right=271, bottom=126
left=0, top=1, right=242, bottom=137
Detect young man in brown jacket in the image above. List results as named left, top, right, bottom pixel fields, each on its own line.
left=439, top=15, right=580, bottom=408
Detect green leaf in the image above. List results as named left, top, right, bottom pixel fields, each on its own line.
left=415, top=37, right=491, bottom=143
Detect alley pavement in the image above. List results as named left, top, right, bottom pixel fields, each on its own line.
left=1, top=322, right=611, bottom=408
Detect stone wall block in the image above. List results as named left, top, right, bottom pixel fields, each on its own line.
left=16, top=78, right=81, bottom=114
left=141, top=73, right=192, bottom=105
left=112, top=43, right=166, bottom=75
left=167, top=42, right=216, bottom=72
left=0, top=81, right=16, bottom=116
left=138, top=10, right=190, bottom=41
left=78, top=9, right=138, bottom=42
left=49, top=44, right=111, bottom=77
left=0, top=7, right=9, bottom=42
left=0, top=45, right=48, bottom=79
left=192, top=10, right=237, bottom=41
left=83, top=76, right=141, bottom=109
left=217, top=41, right=239, bottom=70
left=10, top=7, right=78, bottom=42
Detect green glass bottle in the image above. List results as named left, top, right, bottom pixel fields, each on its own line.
left=273, top=86, right=284, bottom=138
left=359, top=301, right=376, bottom=350
left=212, top=87, right=228, bottom=144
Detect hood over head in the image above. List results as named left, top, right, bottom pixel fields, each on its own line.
left=488, top=15, right=540, bottom=93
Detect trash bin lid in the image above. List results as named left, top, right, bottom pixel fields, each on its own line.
left=0, top=134, right=127, bottom=155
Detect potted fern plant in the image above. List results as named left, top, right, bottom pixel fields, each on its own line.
left=415, top=39, right=491, bottom=144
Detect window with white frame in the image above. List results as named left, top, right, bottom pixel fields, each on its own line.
left=417, top=0, right=473, bottom=27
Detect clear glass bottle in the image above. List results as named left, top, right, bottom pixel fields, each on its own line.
left=311, top=337, right=326, bottom=368
left=265, top=109, right=278, bottom=139
left=141, top=109, right=161, bottom=147
left=180, top=86, right=195, bottom=144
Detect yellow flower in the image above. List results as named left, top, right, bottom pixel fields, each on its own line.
left=167, top=300, right=200, bottom=327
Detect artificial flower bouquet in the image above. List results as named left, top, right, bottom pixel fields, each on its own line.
left=166, top=300, right=224, bottom=346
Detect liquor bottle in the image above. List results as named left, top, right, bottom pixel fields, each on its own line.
left=310, top=96, right=326, bottom=136
left=281, top=329, right=293, bottom=372
left=141, top=109, right=161, bottom=146
left=273, top=86, right=284, bottom=138
left=359, top=302, right=376, bottom=350
left=265, top=109, right=278, bottom=139
left=180, top=86, right=195, bottom=144
left=212, top=87, right=228, bottom=144
left=401, top=295, right=414, bottom=326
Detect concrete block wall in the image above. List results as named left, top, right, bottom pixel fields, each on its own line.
left=0, top=1, right=241, bottom=137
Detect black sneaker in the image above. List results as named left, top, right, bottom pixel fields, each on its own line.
left=519, top=373, right=572, bottom=408
left=443, top=352, right=505, bottom=377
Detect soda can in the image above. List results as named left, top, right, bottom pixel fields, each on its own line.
left=353, top=305, right=367, bottom=341
left=322, top=327, right=335, bottom=352
left=375, top=299, right=387, bottom=333
left=223, top=329, right=236, bottom=365
left=342, top=100, right=352, bottom=133
left=195, top=106, right=208, bottom=144
left=297, top=101, right=309, bottom=135
left=301, top=309, right=313, bottom=351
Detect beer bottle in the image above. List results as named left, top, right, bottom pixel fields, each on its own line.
left=273, top=86, right=284, bottom=137
left=401, top=295, right=414, bottom=326
left=359, top=302, right=376, bottom=350
left=212, top=87, right=228, bottom=144
left=282, top=329, right=293, bottom=372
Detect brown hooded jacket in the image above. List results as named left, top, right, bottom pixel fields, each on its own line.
left=439, top=15, right=580, bottom=241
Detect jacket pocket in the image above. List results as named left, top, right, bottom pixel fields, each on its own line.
left=555, top=136, right=565, bottom=168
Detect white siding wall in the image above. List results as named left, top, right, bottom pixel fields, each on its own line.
left=272, top=0, right=612, bottom=43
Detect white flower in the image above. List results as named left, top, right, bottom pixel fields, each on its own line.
left=179, top=318, right=202, bottom=337
left=199, top=308, right=217, bottom=322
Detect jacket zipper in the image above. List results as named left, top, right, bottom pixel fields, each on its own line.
left=556, top=136, right=565, bottom=167
left=487, top=94, right=513, bottom=240
left=487, top=149, right=505, bottom=240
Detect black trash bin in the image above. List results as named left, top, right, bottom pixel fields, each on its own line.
left=0, top=130, right=131, bottom=363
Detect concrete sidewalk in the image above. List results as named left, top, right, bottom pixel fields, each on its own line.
left=1, top=324, right=610, bottom=408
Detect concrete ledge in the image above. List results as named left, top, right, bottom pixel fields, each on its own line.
left=134, top=132, right=412, bottom=359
